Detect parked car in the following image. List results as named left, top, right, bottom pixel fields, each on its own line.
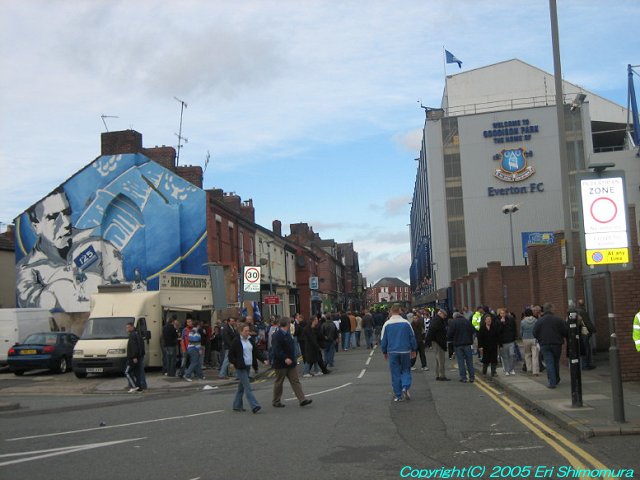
left=7, top=332, right=79, bottom=375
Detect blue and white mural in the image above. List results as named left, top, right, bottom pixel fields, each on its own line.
left=15, top=153, right=207, bottom=312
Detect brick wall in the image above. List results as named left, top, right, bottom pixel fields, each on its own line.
left=175, top=166, right=203, bottom=189
left=451, top=204, right=640, bottom=381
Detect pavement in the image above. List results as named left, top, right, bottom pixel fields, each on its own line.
left=479, top=350, right=640, bottom=439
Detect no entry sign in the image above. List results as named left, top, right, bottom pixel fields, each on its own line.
left=578, top=173, right=630, bottom=268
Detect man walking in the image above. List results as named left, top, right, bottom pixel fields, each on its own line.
left=577, top=299, right=596, bottom=369
left=218, top=317, right=238, bottom=379
left=125, top=322, right=145, bottom=393
left=533, top=302, right=568, bottom=389
left=447, top=312, right=476, bottom=383
left=381, top=304, right=417, bottom=402
left=426, top=309, right=451, bottom=381
left=271, top=317, right=313, bottom=408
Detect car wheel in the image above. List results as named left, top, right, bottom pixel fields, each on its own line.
left=74, top=370, right=88, bottom=379
left=13, top=370, right=25, bottom=376
left=56, top=357, right=68, bottom=374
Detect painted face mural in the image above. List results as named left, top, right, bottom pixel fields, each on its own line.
left=15, top=154, right=207, bottom=313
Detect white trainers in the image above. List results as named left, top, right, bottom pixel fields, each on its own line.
left=128, top=387, right=139, bottom=393
left=184, top=377, right=193, bottom=382
left=302, top=374, right=312, bottom=378
left=315, top=372, right=323, bottom=376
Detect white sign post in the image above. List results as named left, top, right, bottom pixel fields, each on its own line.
left=578, top=173, right=630, bottom=268
left=243, top=266, right=261, bottom=292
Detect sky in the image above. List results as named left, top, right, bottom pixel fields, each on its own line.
left=0, top=0, right=637, bottom=285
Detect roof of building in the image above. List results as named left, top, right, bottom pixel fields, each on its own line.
left=0, top=233, right=15, bottom=251
left=443, top=58, right=627, bottom=123
left=373, top=277, right=409, bottom=288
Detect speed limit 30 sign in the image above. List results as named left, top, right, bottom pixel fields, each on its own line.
left=243, top=266, right=261, bottom=292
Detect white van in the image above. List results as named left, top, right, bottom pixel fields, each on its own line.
left=0, top=308, right=56, bottom=366
left=72, top=274, right=213, bottom=378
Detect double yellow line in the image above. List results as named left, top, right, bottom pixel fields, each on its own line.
left=474, top=377, right=608, bottom=471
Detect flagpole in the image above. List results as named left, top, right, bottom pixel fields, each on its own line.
left=443, top=46, right=447, bottom=115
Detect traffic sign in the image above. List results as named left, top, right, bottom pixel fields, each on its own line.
left=263, top=295, right=280, bottom=305
left=577, top=171, right=630, bottom=270
left=243, top=266, right=261, bottom=292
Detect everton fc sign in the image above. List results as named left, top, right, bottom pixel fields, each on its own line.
left=493, top=148, right=535, bottom=182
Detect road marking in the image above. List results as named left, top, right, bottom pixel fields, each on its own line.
left=475, top=378, right=608, bottom=470
left=455, top=445, right=544, bottom=455
left=357, top=369, right=366, bottom=378
left=369, top=350, right=375, bottom=357
left=0, top=438, right=146, bottom=467
left=285, top=382, right=352, bottom=401
left=6, top=410, right=224, bottom=442
left=365, top=357, right=371, bottom=365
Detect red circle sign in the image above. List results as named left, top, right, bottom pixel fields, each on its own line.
left=244, top=267, right=260, bottom=283
left=590, top=197, right=617, bottom=224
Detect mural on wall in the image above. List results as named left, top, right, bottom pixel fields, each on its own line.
left=15, top=153, right=207, bottom=312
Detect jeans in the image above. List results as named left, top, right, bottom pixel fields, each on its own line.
left=581, top=334, right=594, bottom=368
left=184, top=348, right=203, bottom=379
left=354, top=331, right=361, bottom=347
left=455, top=345, right=475, bottom=381
left=233, top=368, right=260, bottom=410
left=218, top=350, right=230, bottom=378
left=341, top=332, right=351, bottom=350
left=364, top=328, right=374, bottom=349
left=500, top=342, right=516, bottom=373
left=540, top=344, right=562, bottom=387
left=324, top=341, right=336, bottom=367
left=164, top=346, right=178, bottom=377
left=388, top=352, right=412, bottom=399
left=303, top=362, right=320, bottom=375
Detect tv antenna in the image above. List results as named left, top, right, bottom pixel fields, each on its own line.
left=204, top=150, right=211, bottom=173
left=174, top=97, right=188, bottom=166
left=101, top=114, right=119, bottom=132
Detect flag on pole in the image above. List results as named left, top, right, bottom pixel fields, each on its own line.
left=445, top=50, right=462, bottom=69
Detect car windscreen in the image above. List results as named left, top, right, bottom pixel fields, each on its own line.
left=22, top=333, right=58, bottom=345
left=81, top=317, right=133, bottom=339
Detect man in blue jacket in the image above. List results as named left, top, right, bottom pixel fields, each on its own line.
left=381, top=304, right=417, bottom=402
left=448, top=312, right=476, bottom=383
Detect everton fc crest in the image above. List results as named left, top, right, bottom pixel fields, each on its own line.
left=493, top=148, right=534, bottom=182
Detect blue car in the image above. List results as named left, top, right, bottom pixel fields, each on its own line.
left=7, top=332, right=79, bottom=375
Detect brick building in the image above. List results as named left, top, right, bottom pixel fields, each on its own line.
left=367, top=277, right=411, bottom=305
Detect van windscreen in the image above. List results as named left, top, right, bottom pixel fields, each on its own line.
left=81, top=317, right=133, bottom=339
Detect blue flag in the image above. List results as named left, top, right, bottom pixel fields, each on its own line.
left=445, top=50, right=462, bottom=69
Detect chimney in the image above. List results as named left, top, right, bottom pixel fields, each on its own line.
left=143, top=145, right=176, bottom=171
left=272, top=220, right=282, bottom=237
left=101, top=130, right=143, bottom=155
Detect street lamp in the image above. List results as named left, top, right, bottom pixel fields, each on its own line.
left=502, top=204, right=519, bottom=266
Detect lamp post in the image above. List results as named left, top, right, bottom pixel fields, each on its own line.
left=502, top=204, right=519, bottom=266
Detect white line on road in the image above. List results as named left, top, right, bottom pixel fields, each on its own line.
left=0, top=438, right=146, bottom=467
left=6, top=410, right=224, bottom=442
left=455, top=446, right=544, bottom=455
left=285, top=382, right=352, bottom=401
left=365, top=357, right=371, bottom=365
left=357, top=369, right=366, bottom=378
left=369, top=350, right=375, bottom=357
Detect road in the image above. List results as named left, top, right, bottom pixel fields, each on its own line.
left=0, top=347, right=636, bottom=480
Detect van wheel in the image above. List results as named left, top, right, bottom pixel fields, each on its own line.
left=74, top=370, right=87, bottom=379
left=13, top=370, right=25, bottom=376
left=56, top=357, right=68, bottom=374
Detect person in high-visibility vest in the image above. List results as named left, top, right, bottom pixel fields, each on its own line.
left=472, top=307, right=485, bottom=331
left=633, top=310, right=640, bottom=353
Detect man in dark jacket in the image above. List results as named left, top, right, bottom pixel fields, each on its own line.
left=321, top=316, right=338, bottom=367
left=447, top=312, right=476, bottom=383
left=426, top=309, right=451, bottom=381
left=162, top=316, right=180, bottom=377
left=125, top=322, right=146, bottom=392
left=533, top=302, right=568, bottom=388
left=271, top=317, right=312, bottom=408
left=218, top=317, right=237, bottom=379
left=339, top=311, right=351, bottom=351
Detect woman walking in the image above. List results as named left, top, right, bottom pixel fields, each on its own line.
left=229, top=323, right=268, bottom=413
left=520, top=308, right=540, bottom=376
left=478, top=313, right=501, bottom=378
